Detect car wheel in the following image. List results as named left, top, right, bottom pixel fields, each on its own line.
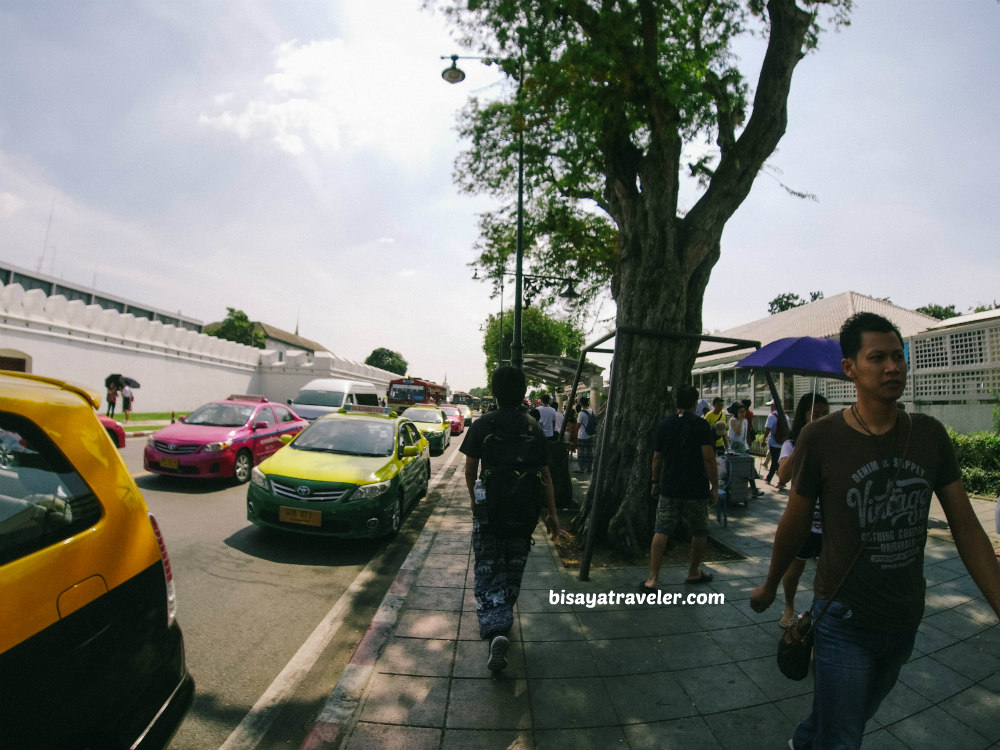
left=388, top=493, right=403, bottom=536
left=416, top=462, right=430, bottom=499
left=233, top=450, right=253, bottom=484
left=0, top=447, right=12, bottom=467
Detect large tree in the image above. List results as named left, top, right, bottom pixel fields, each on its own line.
left=436, top=0, right=850, bottom=553
left=207, top=308, right=265, bottom=348
left=483, top=305, right=585, bottom=384
left=365, top=347, right=408, bottom=375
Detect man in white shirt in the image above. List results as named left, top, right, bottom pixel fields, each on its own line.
left=536, top=394, right=558, bottom=440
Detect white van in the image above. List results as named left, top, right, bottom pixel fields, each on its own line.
left=288, top=379, right=381, bottom=421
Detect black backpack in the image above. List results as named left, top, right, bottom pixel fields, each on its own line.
left=480, top=412, right=545, bottom=538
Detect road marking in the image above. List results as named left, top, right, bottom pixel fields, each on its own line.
left=220, top=446, right=463, bottom=750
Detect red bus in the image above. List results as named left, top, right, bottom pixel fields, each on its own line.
left=387, top=377, right=446, bottom=414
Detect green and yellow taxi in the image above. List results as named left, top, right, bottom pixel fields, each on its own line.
left=246, top=404, right=431, bottom=538
left=0, top=372, right=193, bottom=750
left=403, top=404, right=451, bottom=455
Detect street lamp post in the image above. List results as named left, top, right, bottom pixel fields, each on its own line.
left=442, top=53, right=527, bottom=370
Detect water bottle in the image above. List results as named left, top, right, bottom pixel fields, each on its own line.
left=474, top=479, right=487, bottom=521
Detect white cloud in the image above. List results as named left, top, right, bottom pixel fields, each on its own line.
left=0, top=191, right=27, bottom=218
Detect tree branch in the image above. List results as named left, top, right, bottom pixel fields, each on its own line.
left=682, top=0, right=812, bottom=259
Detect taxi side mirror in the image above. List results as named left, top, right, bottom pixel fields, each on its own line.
left=280, top=433, right=295, bottom=445
left=401, top=445, right=419, bottom=458
left=253, top=421, right=269, bottom=431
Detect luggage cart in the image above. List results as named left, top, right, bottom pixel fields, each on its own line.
left=716, top=452, right=757, bottom=526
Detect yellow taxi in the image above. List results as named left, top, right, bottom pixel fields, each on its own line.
left=402, top=404, right=451, bottom=455
left=246, top=404, right=431, bottom=538
left=0, top=371, right=193, bottom=749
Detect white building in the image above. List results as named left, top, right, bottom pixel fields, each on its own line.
left=691, top=291, right=998, bottom=433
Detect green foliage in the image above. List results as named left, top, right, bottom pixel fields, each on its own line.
left=365, top=348, right=408, bottom=376
left=482, top=306, right=584, bottom=384
left=916, top=303, right=960, bottom=320
left=208, top=308, right=265, bottom=348
left=948, top=428, right=1000, bottom=496
left=767, top=291, right=822, bottom=315
left=434, top=0, right=850, bottom=314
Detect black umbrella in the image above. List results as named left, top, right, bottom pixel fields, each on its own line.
left=119, top=376, right=141, bottom=389
left=105, top=373, right=122, bottom=389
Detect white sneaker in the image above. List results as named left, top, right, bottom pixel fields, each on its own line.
left=487, top=635, right=509, bottom=672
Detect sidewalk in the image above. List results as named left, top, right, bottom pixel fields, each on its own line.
left=303, top=455, right=1000, bottom=750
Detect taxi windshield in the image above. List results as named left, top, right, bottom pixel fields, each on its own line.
left=406, top=410, right=443, bottom=424
left=292, top=419, right=395, bottom=457
left=185, top=403, right=253, bottom=427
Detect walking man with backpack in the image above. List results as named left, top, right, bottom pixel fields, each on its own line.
left=461, top=366, right=560, bottom=672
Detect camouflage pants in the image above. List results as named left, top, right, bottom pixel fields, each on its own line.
left=472, top=519, right=532, bottom=640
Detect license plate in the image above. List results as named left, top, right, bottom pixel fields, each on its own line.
left=279, top=506, right=322, bottom=527
left=161, top=457, right=179, bottom=470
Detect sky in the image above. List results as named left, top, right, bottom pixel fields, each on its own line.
left=1, top=1, right=998, bottom=393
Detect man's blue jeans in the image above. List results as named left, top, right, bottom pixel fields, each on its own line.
left=792, top=599, right=917, bottom=750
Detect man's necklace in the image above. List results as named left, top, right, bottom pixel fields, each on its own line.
left=850, top=404, right=895, bottom=438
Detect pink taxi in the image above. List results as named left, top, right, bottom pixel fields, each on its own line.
left=144, top=395, right=308, bottom=483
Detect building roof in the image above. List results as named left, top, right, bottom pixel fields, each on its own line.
left=252, top=322, right=329, bottom=354
left=694, top=291, right=938, bottom=371
left=921, top=307, right=1000, bottom=333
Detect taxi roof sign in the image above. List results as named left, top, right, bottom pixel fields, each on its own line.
left=342, top=404, right=393, bottom=416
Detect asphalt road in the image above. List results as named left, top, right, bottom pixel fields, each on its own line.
left=117, top=435, right=462, bottom=750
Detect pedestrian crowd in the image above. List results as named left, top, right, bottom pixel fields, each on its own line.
left=460, top=312, right=1000, bottom=750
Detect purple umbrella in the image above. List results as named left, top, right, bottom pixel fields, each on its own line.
left=736, top=337, right=849, bottom=416
left=735, top=337, right=849, bottom=381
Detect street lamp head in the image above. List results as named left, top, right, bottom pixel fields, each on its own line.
left=560, top=280, right=581, bottom=300
left=441, top=55, right=466, bottom=84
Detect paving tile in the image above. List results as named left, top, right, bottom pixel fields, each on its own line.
left=862, top=727, right=910, bottom=750
left=576, top=609, right=646, bottom=639
left=343, top=722, right=442, bottom=750
left=523, top=639, right=599, bottom=678
left=446, top=677, right=532, bottom=730
left=517, top=587, right=575, bottom=612
left=453, top=635, right=526, bottom=679
left=420, top=553, right=470, bottom=571
left=442, top=728, right=534, bottom=749
left=415, top=567, right=468, bottom=588
left=708, top=623, right=782, bottom=662
left=871, top=680, right=932, bottom=726
left=393, top=609, right=460, bottom=639
left=377, top=637, right=455, bottom=677
left=673, top=664, right=768, bottom=714
left=772, top=693, right=814, bottom=729
left=535, top=725, right=627, bottom=750
left=651, top=631, right=731, bottom=670
left=528, top=676, right=619, bottom=730
left=886, top=704, right=990, bottom=750
left=736, top=655, right=815, bottom=702
left=586, top=635, right=668, bottom=676
left=703, top=703, right=797, bottom=750
left=519, top=611, right=584, bottom=641
left=913, top=619, right=959, bottom=655
left=629, top=604, right=702, bottom=637
left=357, top=673, right=449, bottom=727
left=896, top=654, right=973, bottom=703
left=930, top=639, right=1000, bottom=682
left=604, top=670, right=696, bottom=724
left=623, top=716, right=723, bottom=750
left=939, top=685, right=1000, bottom=745
left=407, top=585, right=465, bottom=611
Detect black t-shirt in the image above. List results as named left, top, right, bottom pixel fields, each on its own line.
left=459, top=406, right=549, bottom=475
left=791, top=410, right=962, bottom=631
left=653, top=411, right=714, bottom=498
